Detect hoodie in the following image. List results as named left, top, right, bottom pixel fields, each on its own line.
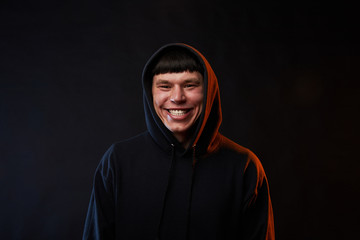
left=82, top=43, right=275, bottom=240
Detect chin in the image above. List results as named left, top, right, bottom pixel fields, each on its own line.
left=168, top=126, right=189, bottom=134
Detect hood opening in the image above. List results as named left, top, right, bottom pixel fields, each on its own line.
left=142, top=43, right=222, bottom=156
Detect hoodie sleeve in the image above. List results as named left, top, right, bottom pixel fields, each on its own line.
left=239, top=152, right=275, bottom=240
left=82, top=145, right=116, bottom=240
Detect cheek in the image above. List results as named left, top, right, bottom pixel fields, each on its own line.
left=194, top=92, right=204, bottom=108
left=153, top=93, right=166, bottom=108
left=196, top=93, right=204, bottom=114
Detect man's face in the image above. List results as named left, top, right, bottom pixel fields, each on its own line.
left=152, top=71, right=204, bottom=142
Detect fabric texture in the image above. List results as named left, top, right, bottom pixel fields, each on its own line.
left=82, top=43, right=275, bottom=240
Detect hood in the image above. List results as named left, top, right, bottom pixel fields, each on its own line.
left=142, top=43, right=222, bottom=155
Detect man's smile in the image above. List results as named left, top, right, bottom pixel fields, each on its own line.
left=166, top=109, right=191, bottom=116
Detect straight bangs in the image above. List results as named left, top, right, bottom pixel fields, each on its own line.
left=151, top=48, right=204, bottom=76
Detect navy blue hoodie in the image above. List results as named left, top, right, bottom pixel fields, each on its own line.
left=82, top=43, right=275, bottom=240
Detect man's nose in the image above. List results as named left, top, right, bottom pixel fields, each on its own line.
left=170, top=86, right=185, bottom=103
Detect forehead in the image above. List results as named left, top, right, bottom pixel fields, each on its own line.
left=153, top=71, right=203, bottom=84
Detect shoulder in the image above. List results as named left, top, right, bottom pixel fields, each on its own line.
left=217, top=134, right=257, bottom=161
left=107, top=131, right=153, bottom=155
left=113, top=131, right=151, bottom=147
left=98, top=131, right=152, bottom=167
left=218, top=135, right=269, bottom=197
left=218, top=134, right=252, bottom=155
left=217, top=134, right=266, bottom=177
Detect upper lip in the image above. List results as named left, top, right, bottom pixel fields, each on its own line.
left=165, top=107, right=192, bottom=110
left=166, top=108, right=191, bottom=113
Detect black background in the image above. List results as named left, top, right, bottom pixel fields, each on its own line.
left=1, top=0, right=359, bottom=239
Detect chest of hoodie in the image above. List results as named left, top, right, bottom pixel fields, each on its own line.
left=158, top=148, right=249, bottom=238
left=112, top=139, right=248, bottom=223
left=113, top=142, right=196, bottom=214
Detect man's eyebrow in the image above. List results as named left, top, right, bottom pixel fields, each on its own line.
left=154, top=80, right=170, bottom=84
left=184, top=78, right=202, bottom=83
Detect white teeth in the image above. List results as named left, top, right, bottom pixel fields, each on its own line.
left=168, top=109, right=187, bottom=116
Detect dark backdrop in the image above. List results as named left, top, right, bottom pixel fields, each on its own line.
left=1, top=0, right=358, bottom=239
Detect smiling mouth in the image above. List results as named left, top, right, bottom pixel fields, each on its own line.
left=167, top=109, right=190, bottom=116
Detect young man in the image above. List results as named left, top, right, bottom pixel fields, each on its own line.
left=83, top=43, right=275, bottom=240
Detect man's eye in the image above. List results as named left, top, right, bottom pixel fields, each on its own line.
left=185, top=84, right=196, bottom=88
left=159, top=85, right=170, bottom=89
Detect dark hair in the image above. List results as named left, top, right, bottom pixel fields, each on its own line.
left=151, top=48, right=204, bottom=76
